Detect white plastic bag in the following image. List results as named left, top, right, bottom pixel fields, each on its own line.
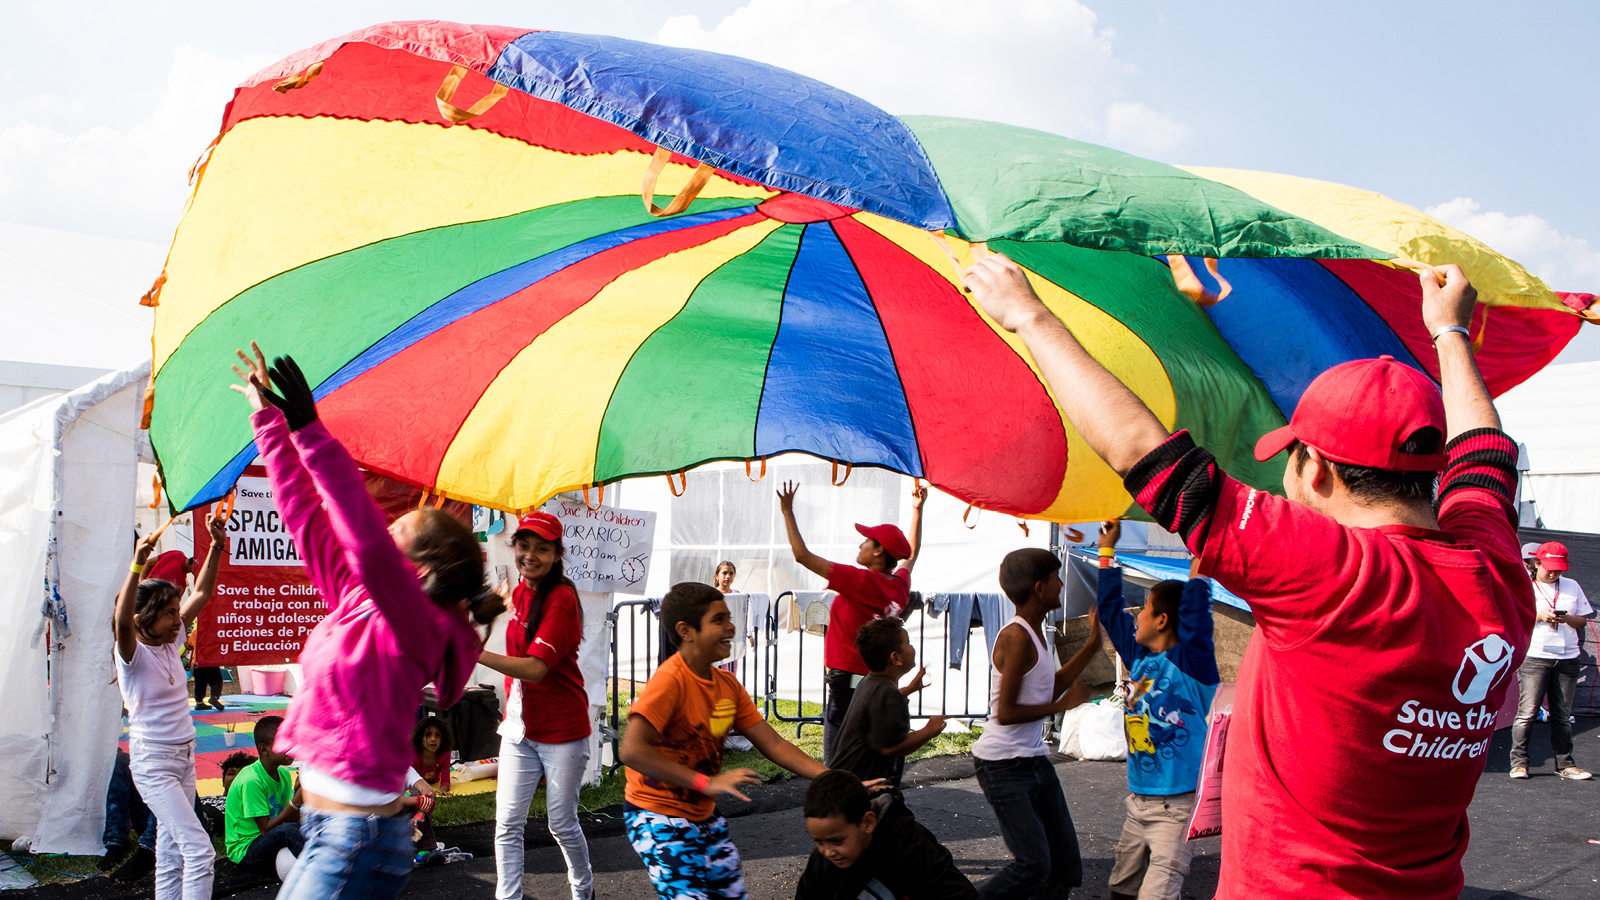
left=1075, top=700, right=1128, bottom=761
left=1055, top=703, right=1097, bottom=759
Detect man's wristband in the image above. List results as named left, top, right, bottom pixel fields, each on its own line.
left=130, top=561, right=145, bottom=574
left=1431, top=325, right=1471, bottom=344
left=692, top=773, right=711, bottom=794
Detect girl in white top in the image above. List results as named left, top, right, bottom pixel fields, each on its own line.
left=115, top=515, right=226, bottom=900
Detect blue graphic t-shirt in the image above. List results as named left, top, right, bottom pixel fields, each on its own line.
left=1098, top=565, right=1220, bottom=796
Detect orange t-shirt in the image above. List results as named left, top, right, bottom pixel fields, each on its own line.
left=624, top=652, right=765, bottom=820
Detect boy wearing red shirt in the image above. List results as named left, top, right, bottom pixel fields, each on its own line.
left=779, top=480, right=927, bottom=764
left=965, top=256, right=1534, bottom=900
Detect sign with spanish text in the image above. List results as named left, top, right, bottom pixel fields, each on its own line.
left=1185, top=682, right=1234, bottom=841
left=541, top=499, right=656, bottom=595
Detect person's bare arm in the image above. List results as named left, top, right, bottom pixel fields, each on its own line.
left=1053, top=609, right=1102, bottom=698
left=116, top=533, right=161, bottom=662
left=740, top=719, right=827, bottom=779
left=777, top=481, right=833, bottom=578
left=477, top=650, right=550, bottom=684
left=878, top=716, right=946, bottom=758
left=621, top=714, right=763, bottom=800
left=990, top=624, right=1084, bottom=725
left=900, top=483, right=928, bottom=573
left=181, top=514, right=228, bottom=626
left=1420, top=265, right=1500, bottom=438
left=964, top=255, right=1172, bottom=476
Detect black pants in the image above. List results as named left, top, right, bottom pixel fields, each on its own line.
left=193, top=667, right=224, bottom=703
left=823, top=669, right=858, bottom=766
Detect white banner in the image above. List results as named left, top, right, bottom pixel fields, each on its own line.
left=541, top=499, right=655, bottom=595
left=226, top=476, right=303, bottom=567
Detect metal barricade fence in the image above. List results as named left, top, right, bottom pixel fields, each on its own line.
left=605, top=591, right=1009, bottom=776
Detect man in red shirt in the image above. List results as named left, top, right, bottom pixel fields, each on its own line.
left=965, top=256, right=1534, bottom=899
left=779, top=479, right=926, bottom=764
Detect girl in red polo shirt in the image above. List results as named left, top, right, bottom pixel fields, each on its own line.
left=477, top=512, right=592, bottom=900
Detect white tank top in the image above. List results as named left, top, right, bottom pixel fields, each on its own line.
left=973, top=617, right=1054, bottom=760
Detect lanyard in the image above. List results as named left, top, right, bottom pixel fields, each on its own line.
left=1538, top=580, right=1562, bottom=619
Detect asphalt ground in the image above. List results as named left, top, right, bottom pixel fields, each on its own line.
left=23, top=717, right=1598, bottom=899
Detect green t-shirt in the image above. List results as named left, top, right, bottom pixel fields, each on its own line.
left=224, top=761, right=294, bottom=862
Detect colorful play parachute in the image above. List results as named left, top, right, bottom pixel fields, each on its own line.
left=143, top=21, right=1591, bottom=522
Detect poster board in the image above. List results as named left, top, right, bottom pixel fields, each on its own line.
left=1185, top=682, right=1235, bottom=841
left=541, top=498, right=656, bottom=595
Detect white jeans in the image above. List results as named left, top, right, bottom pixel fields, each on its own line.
left=494, top=735, right=592, bottom=900
left=128, top=739, right=214, bottom=900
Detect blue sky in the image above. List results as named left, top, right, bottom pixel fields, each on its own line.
left=3, top=0, right=1594, bottom=360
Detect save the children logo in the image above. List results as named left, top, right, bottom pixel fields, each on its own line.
left=1452, top=634, right=1513, bottom=704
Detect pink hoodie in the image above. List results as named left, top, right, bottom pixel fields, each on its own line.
left=252, top=408, right=481, bottom=793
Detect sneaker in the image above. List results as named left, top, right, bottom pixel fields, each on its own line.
left=209, top=698, right=226, bottom=711
left=1509, top=766, right=1528, bottom=779
left=96, top=844, right=130, bottom=871
left=111, top=845, right=156, bottom=882
left=1557, top=766, right=1593, bottom=781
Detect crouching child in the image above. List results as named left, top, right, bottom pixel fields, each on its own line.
left=1096, top=521, right=1219, bottom=900
left=798, top=770, right=977, bottom=900
left=621, top=582, right=829, bottom=900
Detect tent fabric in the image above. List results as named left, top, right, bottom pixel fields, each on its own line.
left=0, top=363, right=147, bottom=852
left=1496, top=360, right=1600, bottom=534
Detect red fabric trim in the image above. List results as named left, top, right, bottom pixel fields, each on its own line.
left=1318, top=260, right=1582, bottom=397
left=317, top=212, right=763, bottom=485
left=1558, top=291, right=1596, bottom=314
left=238, top=21, right=532, bottom=89
left=830, top=217, right=1067, bottom=514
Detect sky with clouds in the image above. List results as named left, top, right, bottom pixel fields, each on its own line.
left=2, top=0, right=1595, bottom=361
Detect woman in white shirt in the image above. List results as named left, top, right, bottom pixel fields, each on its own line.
left=115, top=515, right=226, bottom=900
left=1509, top=541, right=1595, bottom=781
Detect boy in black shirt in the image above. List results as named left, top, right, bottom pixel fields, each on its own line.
left=830, top=617, right=945, bottom=785
left=798, top=770, right=977, bottom=900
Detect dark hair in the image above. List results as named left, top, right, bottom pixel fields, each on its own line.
left=254, top=715, right=284, bottom=752
left=855, top=617, right=907, bottom=672
left=133, top=579, right=182, bottom=639
left=411, top=715, right=455, bottom=757
left=999, top=548, right=1062, bottom=605
left=1288, top=429, right=1441, bottom=506
left=661, top=582, right=723, bottom=647
left=509, top=530, right=578, bottom=634
left=409, top=508, right=497, bottom=624
left=220, top=751, right=256, bottom=776
left=1146, top=580, right=1183, bottom=632
left=715, top=560, right=736, bottom=574
left=804, top=770, right=871, bottom=824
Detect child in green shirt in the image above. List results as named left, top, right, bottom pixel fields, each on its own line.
left=223, top=716, right=304, bottom=881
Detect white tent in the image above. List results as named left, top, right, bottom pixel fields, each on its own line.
left=0, top=363, right=148, bottom=852
left=1497, top=360, right=1600, bottom=534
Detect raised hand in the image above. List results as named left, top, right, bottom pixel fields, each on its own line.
left=229, top=342, right=273, bottom=412
left=905, top=665, right=930, bottom=694
left=133, top=529, right=161, bottom=566
left=1099, top=519, right=1121, bottom=550
left=262, top=355, right=319, bottom=432
left=911, top=481, right=928, bottom=511
left=777, top=480, right=800, bottom=513
left=1419, top=264, right=1477, bottom=336
left=1084, top=608, right=1103, bottom=649
left=206, top=511, right=228, bottom=545
left=963, top=253, right=1052, bottom=334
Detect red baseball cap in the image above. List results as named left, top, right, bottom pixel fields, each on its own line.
left=855, top=523, right=911, bottom=560
left=514, top=512, right=562, bottom=542
left=144, top=550, right=190, bottom=586
left=1535, top=542, right=1569, bottom=572
left=1254, top=357, right=1449, bottom=472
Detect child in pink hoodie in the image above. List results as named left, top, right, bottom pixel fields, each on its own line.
left=232, top=346, right=502, bottom=900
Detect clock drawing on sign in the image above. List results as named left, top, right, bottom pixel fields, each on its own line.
left=620, top=554, right=648, bottom=586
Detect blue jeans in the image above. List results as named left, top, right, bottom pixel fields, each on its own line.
left=239, top=822, right=305, bottom=872
left=104, top=749, right=157, bottom=852
left=973, top=755, right=1082, bottom=900
left=276, top=809, right=413, bottom=900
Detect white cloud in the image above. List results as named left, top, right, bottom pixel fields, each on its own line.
left=655, top=0, right=1186, bottom=156
left=1426, top=198, right=1600, bottom=294
left=0, top=47, right=272, bottom=243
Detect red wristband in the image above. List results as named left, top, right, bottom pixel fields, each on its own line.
left=692, top=773, right=711, bottom=794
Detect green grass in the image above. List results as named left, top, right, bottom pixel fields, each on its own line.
left=435, top=697, right=978, bottom=828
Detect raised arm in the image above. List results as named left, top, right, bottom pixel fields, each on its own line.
left=1095, top=520, right=1140, bottom=666
left=1421, top=265, right=1500, bottom=438
left=115, top=532, right=161, bottom=663
left=900, top=482, right=928, bottom=573
left=180, top=514, right=227, bottom=626
left=965, top=255, right=1172, bottom=476
left=778, top=481, right=833, bottom=578
left=1053, top=609, right=1102, bottom=699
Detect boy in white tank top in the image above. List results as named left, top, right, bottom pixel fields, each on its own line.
left=971, top=548, right=1103, bottom=900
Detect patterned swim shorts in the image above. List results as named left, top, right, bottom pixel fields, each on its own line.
left=624, top=806, right=746, bottom=900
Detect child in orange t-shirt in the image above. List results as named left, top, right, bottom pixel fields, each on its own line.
left=621, top=582, right=827, bottom=899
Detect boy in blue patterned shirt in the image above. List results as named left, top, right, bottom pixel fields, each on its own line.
left=1096, top=520, right=1219, bottom=900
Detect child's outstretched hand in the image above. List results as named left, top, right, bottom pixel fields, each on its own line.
left=903, top=666, right=930, bottom=695
left=1098, top=519, right=1121, bottom=550
left=229, top=342, right=273, bottom=412
left=777, top=480, right=800, bottom=513
left=910, top=481, right=928, bottom=510
left=703, top=768, right=762, bottom=802
left=1084, top=608, right=1103, bottom=649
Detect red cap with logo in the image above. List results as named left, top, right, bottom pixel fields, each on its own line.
left=514, top=512, right=562, bottom=542
left=1534, top=541, right=1569, bottom=572
left=855, top=523, right=911, bottom=561
left=1253, top=356, right=1449, bottom=472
